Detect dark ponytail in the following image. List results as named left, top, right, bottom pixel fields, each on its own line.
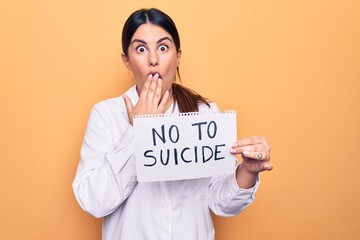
left=172, top=83, right=209, bottom=112
left=122, top=8, right=210, bottom=112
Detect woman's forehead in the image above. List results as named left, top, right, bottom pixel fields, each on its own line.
left=131, top=23, right=173, bottom=42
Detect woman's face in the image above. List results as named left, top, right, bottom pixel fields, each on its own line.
left=122, top=23, right=181, bottom=97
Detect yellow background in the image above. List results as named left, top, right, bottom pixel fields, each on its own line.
left=1, top=0, right=359, bottom=239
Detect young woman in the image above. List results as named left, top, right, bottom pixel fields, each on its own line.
left=73, top=8, right=272, bottom=240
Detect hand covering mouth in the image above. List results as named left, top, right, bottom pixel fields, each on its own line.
left=148, top=72, right=162, bottom=79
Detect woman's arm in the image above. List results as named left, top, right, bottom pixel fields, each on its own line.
left=208, top=136, right=272, bottom=217
left=72, top=105, right=137, bottom=218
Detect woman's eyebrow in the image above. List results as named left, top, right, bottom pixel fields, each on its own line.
left=131, top=37, right=172, bottom=45
left=131, top=39, right=147, bottom=45
left=157, top=37, right=172, bottom=43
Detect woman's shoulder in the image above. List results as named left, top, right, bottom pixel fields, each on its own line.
left=86, top=86, right=137, bottom=127
left=92, top=85, right=137, bottom=114
left=93, top=96, right=124, bottom=114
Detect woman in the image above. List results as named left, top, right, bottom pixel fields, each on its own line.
left=73, top=8, right=272, bottom=240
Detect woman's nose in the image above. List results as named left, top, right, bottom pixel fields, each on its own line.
left=148, top=51, right=159, bottom=67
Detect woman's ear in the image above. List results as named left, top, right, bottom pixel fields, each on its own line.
left=121, top=53, right=132, bottom=71
left=176, top=49, right=182, bottom=67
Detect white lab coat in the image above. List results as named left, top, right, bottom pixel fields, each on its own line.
left=73, top=85, right=259, bottom=240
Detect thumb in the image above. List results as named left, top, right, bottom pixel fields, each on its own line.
left=122, top=95, right=134, bottom=125
left=262, top=162, right=274, bottom=171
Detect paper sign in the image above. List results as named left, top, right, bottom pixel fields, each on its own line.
left=133, top=111, right=237, bottom=182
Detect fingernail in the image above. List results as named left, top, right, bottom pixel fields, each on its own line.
left=230, top=149, right=237, bottom=154
left=232, top=143, right=238, bottom=147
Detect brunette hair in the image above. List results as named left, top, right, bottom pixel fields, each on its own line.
left=122, top=8, right=209, bottom=112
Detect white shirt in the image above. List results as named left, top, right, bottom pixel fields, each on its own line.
left=73, top=86, right=259, bottom=240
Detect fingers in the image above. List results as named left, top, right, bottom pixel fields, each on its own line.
left=235, top=136, right=269, bottom=147
left=257, top=161, right=273, bottom=171
left=122, top=94, right=134, bottom=125
left=231, top=148, right=269, bottom=161
left=122, top=94, right=133, bottom=113
left=231, top=136, right=273, bottom=174
left=139, top=73, right=163, bottom=107
left=232, top=137, right=270, bottom=155
left=233, top=147, right=269, bottom=161
left=234, top=143, right=268, bottom=153
left=246, top=161, right=273, bottom=172
left=133, top=73, right=170, bottom=116
left=242, top=151, right=268, bottom=161
left=147, top=75, right=159, bottom=103
left=152, top=77, right=163, bottom=106
left=139, top=75, right=153, bottom=103
left=157, top=90, right=170, bottom=111
left=263, top=162, right=273, bottom=171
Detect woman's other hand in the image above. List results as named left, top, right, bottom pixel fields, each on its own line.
left=231, top=136, right=273, bottom=188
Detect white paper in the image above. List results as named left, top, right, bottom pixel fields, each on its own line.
left=133, top=111, right=237, bottom=182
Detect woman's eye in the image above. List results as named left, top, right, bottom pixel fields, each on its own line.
left=136, top=46, right=146, bottom=53
left=158, top=45, right=168, bottom=51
